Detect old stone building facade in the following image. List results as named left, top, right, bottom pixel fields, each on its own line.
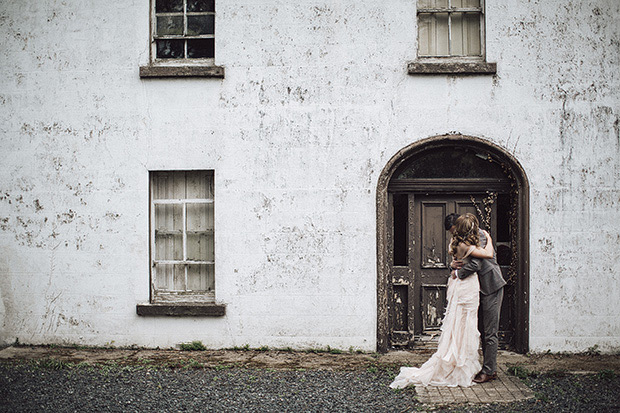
left=1, top=0, right=618, bottom=353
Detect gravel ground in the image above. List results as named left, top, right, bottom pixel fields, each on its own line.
left=1, top=363, right=619, bottom=412
left=0, top=364, right=416, bottom=412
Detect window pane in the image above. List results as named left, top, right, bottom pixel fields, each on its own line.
left=156, top=0, right=183, bottom=13
left=187, top=0, right=215, bottom=12
left=419, top=0, right=448, bottom=8
left=187, top=203, right=214, bottom=232
left=172, top=264, right=186, bottom=290
left=418, top=13, right=432, bottom=56
left=452, top=12, right=481, bottom=56
left=464, top=13, right=481, bottom=55
left=418, top=13, right=448, bottom=56
left=155, top=232, right=183, bottom=260
left=453, top=0, right=481, bottom=7
left=461, top=0, right=480, bottom=7
left=157, top=15, right=184, bottom=36
left=155, top=204, right=183, bottom=231
left=187, top=202, right=214, bottom=262
left=452, top=12, right=464, bottom=55
left=187, top=15, right=215, bottom=35
left=187, top=39, right=214, bottom=58
left=154, top=204, right=183, bottom=260
left=187, top=264, right=214, bottom=292
left=154, top=263, right=185, bottom=290
left=156, top=39, right=185, bottom=58
left=153, top=171, right=190, bottom=200
left=185, top=171, right=214, bottom=199
left=187, top=233, right=214, bottom=261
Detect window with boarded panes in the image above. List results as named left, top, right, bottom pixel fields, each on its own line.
left=151, top=171, right=215, bottom=302
left=153, top=0, right=215, bottom=60
left=417, top=0, right=483, bottom=57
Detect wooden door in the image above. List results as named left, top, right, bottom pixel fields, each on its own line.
left=387, top=193, right=496, bottom=347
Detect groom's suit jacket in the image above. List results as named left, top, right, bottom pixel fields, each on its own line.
left=457, top=229, right=506, bottom=295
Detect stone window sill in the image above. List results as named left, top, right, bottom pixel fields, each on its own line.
left=407, top=61, right=496, bottom=75
left=136, top=302, right=226, bottom=317
left=139, top=65, right=225, bottom=78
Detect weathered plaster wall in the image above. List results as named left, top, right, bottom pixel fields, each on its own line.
left=0, top=0, right=618, bottom=352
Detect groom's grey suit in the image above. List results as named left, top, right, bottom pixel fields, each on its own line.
left=456, top=229, right=506, bottom=375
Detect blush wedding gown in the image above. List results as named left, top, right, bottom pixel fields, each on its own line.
left=390, top=246, right=481, bottom=388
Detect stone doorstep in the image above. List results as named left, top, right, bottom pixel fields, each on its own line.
left=414, top=367, right=534, bottom=405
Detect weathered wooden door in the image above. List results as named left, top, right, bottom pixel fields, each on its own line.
left=387, top=193, right=496, bottom=347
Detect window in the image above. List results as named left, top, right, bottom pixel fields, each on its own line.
left=154, top=0, right=215, bottom=60
left=150, top=171, right=215, bottom=303
left=417, top=0, right=483, bottom=58
left=140, top=0, right=224, bottom=77
left=409, top=0, right=495, bottom=74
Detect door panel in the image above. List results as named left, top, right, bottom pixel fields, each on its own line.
left=388, top=192, right=500, bottom=347
left=421, top=285, right=447, bottom=330
left=387, top=193, right=415, bottom=346
left=417, top=201, right=451, bottom=334
left=420, top=202, right=448, bottom=269
left=415, top=195, right=494, bottom=336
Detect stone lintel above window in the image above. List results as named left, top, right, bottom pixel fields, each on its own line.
left=136, top=302, right=226, bottom=317
left=139, top=65, right=225, bottom=78
left=407, top=60, right=496, bottom=75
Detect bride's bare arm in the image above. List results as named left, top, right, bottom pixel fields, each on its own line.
left=468, top=230, right=494, bottom=259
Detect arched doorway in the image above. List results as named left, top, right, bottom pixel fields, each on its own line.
left=376, top=135, right=529, bottom=353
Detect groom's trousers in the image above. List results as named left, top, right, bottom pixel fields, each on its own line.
left=479, top=287, right=504, bottom=375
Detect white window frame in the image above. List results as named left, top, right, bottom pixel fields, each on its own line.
left=417, top=0, right=486, bottom=61
left=150, top=0, right=216, bottom=66
left=149, top=171, right=215, bottom=303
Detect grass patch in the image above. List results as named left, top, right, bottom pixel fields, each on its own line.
left=182, top=359, right=202, bottom=369
left=231, top=344, right=251, bottom=351
left=507, top=364, right=539, bottom=380
left=179, top=341, right=207, bottom=351
left=327, top=346, right=342, bottom=354
left=597, top=369, right=616, bottom=380
left=30, top=358, right=74, bottom=370
left=585, top=344, right=601, bottom=356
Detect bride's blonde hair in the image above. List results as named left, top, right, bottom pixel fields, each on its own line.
left=449, top=213, right=480, bottom=257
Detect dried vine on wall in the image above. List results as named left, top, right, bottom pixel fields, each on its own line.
left=468, top=153, right=520, bottom=285
left=469, top=192, right=497, bottom=230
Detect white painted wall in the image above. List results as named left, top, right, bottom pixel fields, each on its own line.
left=0, top=0, right=618, bottom=352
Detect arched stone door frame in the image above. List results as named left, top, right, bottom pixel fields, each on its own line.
left=376, top=134, right=530, bottom=353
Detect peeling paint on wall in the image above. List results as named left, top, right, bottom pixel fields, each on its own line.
left=0, top=0, right=618, bottom=352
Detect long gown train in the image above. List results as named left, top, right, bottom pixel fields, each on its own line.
left=389, top=272, right=481, bottom=388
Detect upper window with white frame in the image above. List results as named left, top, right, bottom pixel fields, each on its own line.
left=150, top=171, right=215, bottom=303
left=417, top=0, right=484, bottom=59
left=152, top=0, right=215, bottom=62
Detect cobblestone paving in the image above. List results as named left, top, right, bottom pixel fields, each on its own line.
left=414, top=366, right=534, bottom=405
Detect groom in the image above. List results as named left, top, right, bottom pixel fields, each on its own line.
left=444, top=213, right=507, bottom=384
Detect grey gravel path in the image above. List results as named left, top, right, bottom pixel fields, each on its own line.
left=2, top=363, right=620, bottom=412
left=0, top=365, right=417, bottom=412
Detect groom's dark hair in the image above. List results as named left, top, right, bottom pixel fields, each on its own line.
left=444, top=213, right=460, bottom=230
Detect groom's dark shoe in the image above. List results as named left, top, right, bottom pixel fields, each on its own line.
left=473, top=372, right=497, bottom=383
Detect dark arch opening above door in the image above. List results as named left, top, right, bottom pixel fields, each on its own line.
left=376, top=135, right=529, bottom=354
left=393, top=146, right=508, bottom=180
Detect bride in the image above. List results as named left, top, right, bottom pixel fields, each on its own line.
left=390, top=213, right=494, bottom=388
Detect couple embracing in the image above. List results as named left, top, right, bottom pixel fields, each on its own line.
left=390, top=213, right=506, bottom=388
